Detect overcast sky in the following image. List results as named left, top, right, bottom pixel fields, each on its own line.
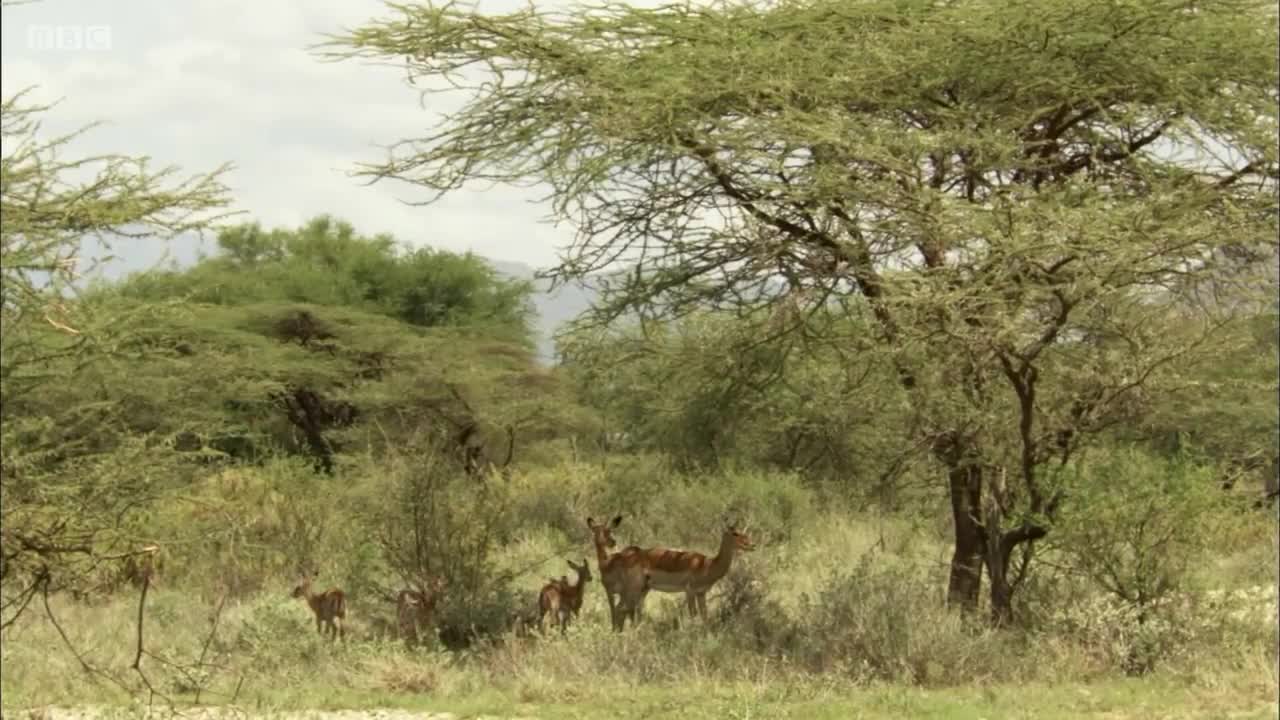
left=1, top=0, right=604, bottom=272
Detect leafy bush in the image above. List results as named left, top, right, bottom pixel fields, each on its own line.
left=108, top=215, right=536, bottom=345
left=794, top=553, right=1003, bottom=684
left=231, top=595, right=315, bottom=660
left=370, top=448, right=520, bottom=648
left=1050, top=449, right=1232, bottom=674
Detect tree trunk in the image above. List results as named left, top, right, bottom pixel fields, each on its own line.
left=946, top=463, right=984, bottom=613
left=985, top=525, right=1046, bottom=626
left=985, top=538, right=1015, bottom=626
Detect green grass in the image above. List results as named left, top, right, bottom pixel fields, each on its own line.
left=3, top=468, right=1276, bottom=719
left=7, top=675, right=1276, bottom=720
left=204, top=671, right=1279, bottom=719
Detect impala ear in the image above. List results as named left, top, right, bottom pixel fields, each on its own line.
left=611, top=514, right=623, bottom=527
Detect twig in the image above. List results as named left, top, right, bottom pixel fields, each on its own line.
left=0, top=574, right=43, bottom=630
left=192, top=594, right=227, bottom=704
left=131, top=562, right=150, bottom=670
left=130, top=571, right=167, bottom=712
left=40, top=573, right=133, bottom=695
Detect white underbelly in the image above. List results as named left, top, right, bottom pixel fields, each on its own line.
left=646, top=571, right=701, bottom=593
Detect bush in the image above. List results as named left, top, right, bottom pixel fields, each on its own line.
left=370, top=448, right=520, bottom=649
left=794, top=553, right=1001, bottom=684
left=1050, top=449, right=1231, bottom=674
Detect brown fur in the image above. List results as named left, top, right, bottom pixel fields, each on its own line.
left=587, top=515, right=650, bottom=631
left=538, top=560, right=591, bottom=635
left=636, top=524, right=756, bottom=619
left=291, top=574, right=346, bottom=641
left=396, top=576, right=446, bottom=647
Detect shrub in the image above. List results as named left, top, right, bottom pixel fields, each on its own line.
left=370, top=447, right=520, bottom=649
left=1050, top=449, right=1231, bottom=674
left=794, top=552, right=1004, bottom=685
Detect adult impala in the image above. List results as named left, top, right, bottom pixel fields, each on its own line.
left=586, top=515, right=650, bottom=631
left=290, top=573, right=347, bottom=641
left=638, top=522, right=756, bottom=620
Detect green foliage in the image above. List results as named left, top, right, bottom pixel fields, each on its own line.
left=107, top=215, right=536, bottom=346
left=1137, top=310, right=1279, bottom=492
left=0, top=83, right=233, bottom=622
left=1049, top=448, right=1238, bottom=673
left=3, top=1, right=1278, bottom=710
left=561, top=310, right=913, bottom=489
left=326, top=0, right=1278, bottom=621
left=368, top=449, right=519, bottom=647
left=1054, top=449, right=1229, bottom=609
left=3, top=463, right=1276, bottom=709
left=797, top=555, right=997, bottom=684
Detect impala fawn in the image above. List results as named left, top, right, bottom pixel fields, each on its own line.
left=396, top=576, right=446, bottom=647
left=290, top=574, right=346, bottom=641
left=537, top=559, right=592, bottom=635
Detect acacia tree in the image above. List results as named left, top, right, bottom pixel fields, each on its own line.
left=116, top=214, right=537, bottom=344
left=559, top=309, right=911, bottom=485
left=1, top=86, right=233, bottom=625
left=327, top=0, right=1278, bottom=622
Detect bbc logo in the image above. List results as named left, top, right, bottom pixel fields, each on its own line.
left=26, top=25, right=113, bottom=52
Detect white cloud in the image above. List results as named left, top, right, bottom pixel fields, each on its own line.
left=0, top=0, right=633, bottom=270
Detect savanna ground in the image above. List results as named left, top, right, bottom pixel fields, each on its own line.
left=3, top=461, right=1277, bottom=720
left=4, top=1, right=1280, bottom=718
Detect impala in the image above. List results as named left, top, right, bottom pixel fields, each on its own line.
left=397, top=575, right=446, bottom=647
left=638, top=523, right=756, bottom=620
left=537, top=574, right=566, bottom=635
left=587, top=515, right=650, bottom=631
left=538, top=559, right=592, bottom=635
left=290, top=574, right=346, bottom=641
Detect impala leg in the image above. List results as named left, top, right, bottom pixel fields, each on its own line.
left=605, top=591, right=621, bottom=631
left=696, top=593, right=707, bottom=619
left=613, top=596, right=630, bottom=632
left=620, top=596, right=640, bottom=630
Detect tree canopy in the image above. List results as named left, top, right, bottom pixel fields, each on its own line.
left=327, top=0, right=1279, bottom=622
left=1, top=87, right=234, bottom=624
left=107, top=215, right=537, bottom=346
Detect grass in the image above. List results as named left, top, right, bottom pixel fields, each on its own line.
left=7, top=675, right=1276, bottom=719
left=241, top=671, right=1278, bottom=720
left=3, top=466, right=1276, bottom=719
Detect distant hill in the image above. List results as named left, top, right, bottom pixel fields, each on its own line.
left=76, top=234, right=599, bottom=366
